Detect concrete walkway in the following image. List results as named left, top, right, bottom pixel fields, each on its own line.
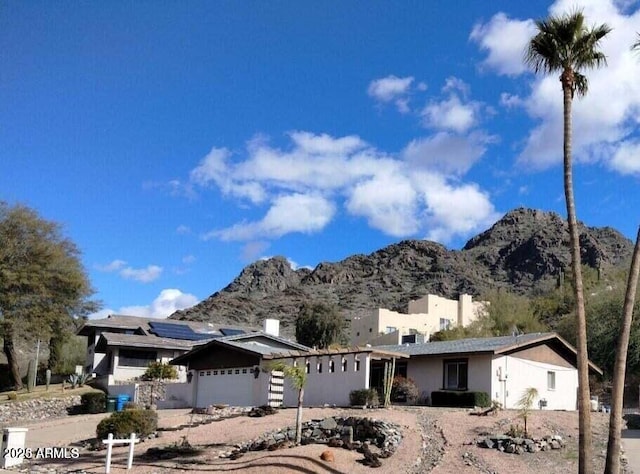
left=623, top=429, right=640, bottom=473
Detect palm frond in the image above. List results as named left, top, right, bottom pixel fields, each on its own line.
left=524, top=10, right=611, bottom=84
left=632, top=33, right=640, bottom=52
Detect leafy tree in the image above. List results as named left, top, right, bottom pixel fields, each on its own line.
left=0, top=203, right=97, bottom=389
left=525, top=11, right=611, bottom=473
left=269, top=361, right=307, bottom=444
left=144, top=361, right=178, bottom=381
left=295, top=302, right=346, bottom=348
left=606, top=228, right=640, bottom=474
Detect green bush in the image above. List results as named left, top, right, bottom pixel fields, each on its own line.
left=431, top=390, right=490, bottom=408
left=96, top=409, right=158, bottom=439
left=81, top=392, right=106, bottom=414
left=349, top=388, right=379, bottom=407
left=143, top=362, right=178, bottom=381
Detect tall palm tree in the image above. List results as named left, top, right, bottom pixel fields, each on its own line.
left=605, top=227, right=640, bottom=473
left=525, top=11, right=611, bottom=474
left=604, top=35, right=640, bottom=474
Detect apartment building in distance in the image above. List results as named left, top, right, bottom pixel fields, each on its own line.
left=350, top=293, right=487, bottom=346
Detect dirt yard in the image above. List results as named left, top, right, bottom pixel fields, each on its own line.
left=21, top=407, right=627, bottom=473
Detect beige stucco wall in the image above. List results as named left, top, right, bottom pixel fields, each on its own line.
left=350, top=294, right=486, bottom=346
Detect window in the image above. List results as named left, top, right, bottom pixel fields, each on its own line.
left=356, top=331, right=360, bottom=337
left=227, top=369, right=233, bottom=374
left=443, top=359, right=468, bottom=390
left=439, top=318, right=451, bottom=331
left=235, top=369, right=240, bottom=374
left=317, top=362, right=323, bottom=373
left=213, top=370, right=218, bottom=375
left=242, top=369, right=247, bottom=374
left=385, top=326, right=397, bottom=334
left=329, top=359, right=335, bottom=373
left=369, top=328, right=372, bottom=333
left=199, top=371, right=205, bottom=376
left=118, top=349, right=157, bottom=368
left=547, top=371, right=556, bottom=390
left=206, top=371, right=211, bottom=376
left=342, top=358, right=347, bottom=372
left=354, top=359, right=361, bottom=371
left=305, top=360, right=311, bottom=374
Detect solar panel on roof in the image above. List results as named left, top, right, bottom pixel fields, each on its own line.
left=149, top=322, right=216, bottom=341
left=220, top=328, right=246, bottom=337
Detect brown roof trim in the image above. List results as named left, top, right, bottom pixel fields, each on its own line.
left=496, top=332, right=603, bottom=375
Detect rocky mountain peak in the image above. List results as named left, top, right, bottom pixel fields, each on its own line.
left=170, top=208, right=633, bottom=334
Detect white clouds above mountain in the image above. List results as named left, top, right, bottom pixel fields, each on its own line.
left=471, top=0, right=640, bottom=173
left=88, top=289, right=198, bottom=319
left=95, top=260, right=163, bottom=283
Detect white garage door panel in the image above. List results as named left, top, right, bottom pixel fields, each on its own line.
left=196, top=369, right=255, bottom=407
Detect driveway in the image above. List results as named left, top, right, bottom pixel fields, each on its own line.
left=623, top=429, right=640, bottom=473
left=21, top=409, right=193, bottom=448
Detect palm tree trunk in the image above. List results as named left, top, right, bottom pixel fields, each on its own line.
left=605, top=226, right=640, bottom=473
left=562, top=77, right=592, bottom=474
left=295, top=387, right=304, bottom=444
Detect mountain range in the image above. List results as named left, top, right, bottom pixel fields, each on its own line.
left=170, top=208, right=634, bottom=335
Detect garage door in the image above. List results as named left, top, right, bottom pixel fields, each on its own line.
left=195, top=367, right=256, bottom=407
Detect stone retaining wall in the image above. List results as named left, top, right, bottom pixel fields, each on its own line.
left=0, top=396, right=81, bottom=427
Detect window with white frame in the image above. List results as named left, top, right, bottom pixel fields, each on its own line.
left=342, top=357, right=347, bottom=372
left=329, top=359, right=335, bottom=373
left=547, top=371, right=556, bottom=390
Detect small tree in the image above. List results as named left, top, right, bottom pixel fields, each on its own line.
left=295, top=302, right=346, bottom=348
left=517, top=387, right=539, bottom=438
left=269, top=361, right=306, bottom=444
left=144, top=362, right=178, bottom=381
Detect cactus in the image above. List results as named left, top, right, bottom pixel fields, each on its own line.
left=27, top=360, right=35, bottom=392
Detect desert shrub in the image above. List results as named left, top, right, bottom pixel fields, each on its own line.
left=431, top=390, right=490, bottom=408
left=81, top=392, right=106, bottom=414
left=143, top=362, right=178, bottom=381
left=350, top=388, right=379, bottom=407
left=391, top=376, right=419, bottom=404
left=96, top=409, right=158, bottom=439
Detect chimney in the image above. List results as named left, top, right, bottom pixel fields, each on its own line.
left=263, top=319, right=280, bottom=337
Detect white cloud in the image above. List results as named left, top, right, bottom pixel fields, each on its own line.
left=421, top=78, right=484, bottom=133
left=402, top=132, right=490, bottom=175
left=610, top=140, right=640, bottom=175
left=120, top=265, right=163, bottom=283
left=368, top=75, right=416, bottom=113
left=88, top=289, right=199, bottom=320
left=96, top=260, right=163, bottom=283
left=470, top=13, right=537, bottom=76
left=191, top=131, right=498, bottom=245
left=176, top=225, right=191, bottom=235
left=95, top=259, right=127, bottom=272
left=500, top=93, right=524, bottom=108
left=212, top=193, right=336, bottom=241
left=413, top=172, right=501, bottom=242
left=472, top=2, right=640, bottom=173
left=422, top=96, right=479, bottom=133
left=181, top=255, right=196, bottom=264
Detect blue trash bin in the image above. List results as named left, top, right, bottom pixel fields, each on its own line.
left=116, top=394, right=131, bottom=411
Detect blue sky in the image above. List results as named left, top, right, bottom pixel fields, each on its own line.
left=2, top=1, right=640, bottom=319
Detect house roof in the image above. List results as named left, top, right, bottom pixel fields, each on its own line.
left=77, top=314, right=254, bottom=338
left=94, top=333, right=206, bottom=352
left=170, top=332, right=312, bottom=365
left=377, top=332, right=602, bottom=374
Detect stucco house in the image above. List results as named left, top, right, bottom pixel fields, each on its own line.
left=170, top=335, right=407, bottom=408
left=350, top=293, right=486, bottom=346
left=377, top=332, right=602, bottom=411
left=76, top=314, right=264, bottom=387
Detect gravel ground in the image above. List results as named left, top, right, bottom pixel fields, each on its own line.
left=21, top=407, right=630, bottom=474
